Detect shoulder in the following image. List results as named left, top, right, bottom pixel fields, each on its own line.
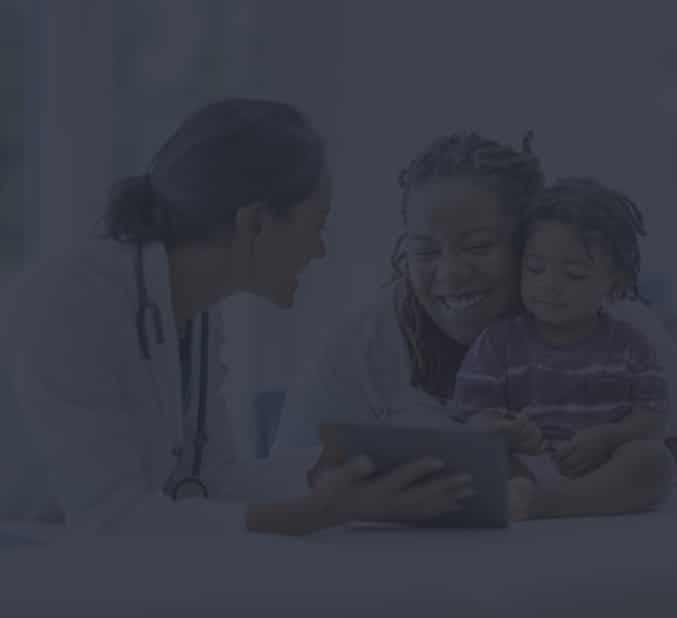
left=605, top=313, right=658, bottom=362
left=3, top=240, right=135, bottom=351
left=10, top=240, right=133, bottom=299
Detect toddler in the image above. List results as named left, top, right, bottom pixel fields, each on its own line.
left=452, top=177, right=672, bottom=519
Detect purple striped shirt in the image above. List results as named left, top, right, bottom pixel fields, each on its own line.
left=452, top=313, right=668, bottom=437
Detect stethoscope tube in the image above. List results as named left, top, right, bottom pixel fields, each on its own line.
left=134, top=245, right=210, bottom=500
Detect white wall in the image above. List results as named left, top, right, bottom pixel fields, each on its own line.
left=36, top=0, right=114, bottom=256
left=329, top=1, right=677, bottom=301
left=25, top=1, right=677, bottom=455
left=245, top=1, right=677, bottom=393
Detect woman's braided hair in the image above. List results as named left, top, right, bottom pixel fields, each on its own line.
left=521, top=177, right=647, bottom=302
left=389, top=130, right=544, bottom=400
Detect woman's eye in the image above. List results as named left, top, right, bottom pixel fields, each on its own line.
left=464, top=243, right=495, bottom=255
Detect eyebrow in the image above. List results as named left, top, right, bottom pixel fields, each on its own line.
left=407, top=226, right=500, bottom=242
left=525, top=253, right=593, bottom=268
left=459, top=226, right=500, bottom=238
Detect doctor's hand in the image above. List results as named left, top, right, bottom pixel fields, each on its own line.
left=311, top=455, right=474, bottom=523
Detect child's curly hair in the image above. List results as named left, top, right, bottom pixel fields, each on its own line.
left=521, top=177, right=647, bottom=302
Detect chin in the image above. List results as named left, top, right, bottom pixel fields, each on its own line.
left=427, top=296, right=511, bottom=344
left=252, top=285, right=296, bottom=309
left=271, top=288, right=296, bottom=309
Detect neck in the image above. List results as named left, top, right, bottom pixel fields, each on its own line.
left=531, top=312, right=602, bottom=346
left=168, top=245, right=240, bottom=331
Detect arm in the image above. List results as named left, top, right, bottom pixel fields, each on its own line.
left=600, top=405, right=667, bottom=451
left=246, top=456, right=473, bottom=536
left=602, top=332, right=669, bottom=450
left=245, top=495, right=347, bottom=536
left=576, top=331, right=668, bottom=451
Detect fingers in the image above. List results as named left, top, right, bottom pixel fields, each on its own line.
left=400, top=473, right=473, bottom=505
left=313, top=455, right=374, bottom=491
left=307, top=444, right=346, bottom=488
left=381, top=458, right=448, bottom=492
left=516, top=423, right=544, bottom=454
left=395, top=473, right=474, bottom=519
left=509, top=476, right=535, bottom=521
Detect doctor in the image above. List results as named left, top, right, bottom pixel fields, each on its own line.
left=4, top=98, right=473, bottom=536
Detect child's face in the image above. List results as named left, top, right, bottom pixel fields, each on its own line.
left=521, top=221, right=621, bottom=328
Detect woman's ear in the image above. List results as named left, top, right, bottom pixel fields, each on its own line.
left=233, top=204, right=263, bottom=241
left=607, top=272, right=628, bottom=303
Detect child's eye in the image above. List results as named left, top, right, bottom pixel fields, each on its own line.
left=414, top=249, right=439, bottom=259
left=566, top=273, right=588, bottom=281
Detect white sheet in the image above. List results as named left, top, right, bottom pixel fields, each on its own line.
left=1, top=493, right=675, bottom=618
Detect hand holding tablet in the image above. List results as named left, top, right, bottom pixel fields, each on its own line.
left=310, top=453, right=474, bottom=525
left=318, top=421, right=511, bottom=528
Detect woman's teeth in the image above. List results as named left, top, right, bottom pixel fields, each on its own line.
left=440, top=292, right=489, bottom=311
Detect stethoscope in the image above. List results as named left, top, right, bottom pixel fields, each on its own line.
left=134, top=244, right=211, bottom=500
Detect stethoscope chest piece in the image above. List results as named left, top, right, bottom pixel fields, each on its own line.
left=170, top=477, right=209, bottom=500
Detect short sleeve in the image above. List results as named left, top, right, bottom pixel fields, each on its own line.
left=627, top=327, right=669, bottom=414
left=452, top=324, right=509, bottom=421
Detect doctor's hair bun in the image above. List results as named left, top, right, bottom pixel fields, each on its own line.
left=105, top=174, right=168, bottom=244
left=104, top=98, right=325, bottom=248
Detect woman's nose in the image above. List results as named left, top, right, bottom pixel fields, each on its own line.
left=314, top=238, right=327, bottom=260
left=434, top=255, right=473, bottom=285
left=539, top=272, right=563, bottom=297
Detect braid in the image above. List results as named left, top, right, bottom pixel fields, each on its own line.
left=389, top=130, right=544, bottom=400
left=523, top=177, right=648, bottom=303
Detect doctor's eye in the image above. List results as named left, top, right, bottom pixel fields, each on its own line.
left=565, top=272, right=589, bottom=281
left=524, top=264, right=544, bottom=275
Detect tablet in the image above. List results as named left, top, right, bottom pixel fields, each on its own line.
left=319, top=421, right=510, bottom=528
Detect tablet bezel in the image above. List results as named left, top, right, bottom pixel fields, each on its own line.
left=319, top=421, right=511, bottom=528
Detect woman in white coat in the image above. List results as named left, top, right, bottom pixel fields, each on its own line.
left=4, top=99, right=473, bottom=536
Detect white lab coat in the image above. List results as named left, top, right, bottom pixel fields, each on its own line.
left=2, top=240, right=310, bottom=535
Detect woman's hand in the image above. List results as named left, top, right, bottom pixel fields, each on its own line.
left=311, top=455, right=474, bottom=524
left=554, top=427, right=613, bottom=478
left=471, top=408, right=544, bottom=455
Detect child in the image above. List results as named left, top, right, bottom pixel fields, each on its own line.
left=452, top=177, right=672, bottom=520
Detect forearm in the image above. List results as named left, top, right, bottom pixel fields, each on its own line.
left=245, top=494, right=350, bottom=536
left=604, top=406, right=667, bottom=450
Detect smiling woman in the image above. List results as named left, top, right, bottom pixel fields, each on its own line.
left=275, top=130, right=545, bottom=454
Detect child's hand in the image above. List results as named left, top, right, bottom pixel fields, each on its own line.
left=471, top=409, right=544, bottom=455
left=554, top=426, right=614, bottom=478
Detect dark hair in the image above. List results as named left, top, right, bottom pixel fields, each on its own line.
left=104, top=98, right=326, bottom=247
left=389, top=130, right=545, bottom=401
left=521, top=177, right=647, bottom=302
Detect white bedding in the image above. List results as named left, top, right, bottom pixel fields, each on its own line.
left=1, top=492, right=675, bottom=618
